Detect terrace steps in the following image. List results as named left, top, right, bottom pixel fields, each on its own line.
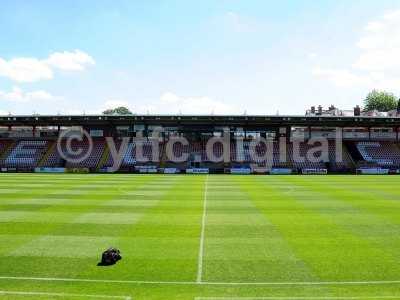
left=342, top=143, right=356, bottom=168
left=37, top=141, right=57, bottom=167
left=0, top=140, right=16, bottom=161
left=96, top=142, right=110, bottom=171
left=160, top=143, right=167, bottom=168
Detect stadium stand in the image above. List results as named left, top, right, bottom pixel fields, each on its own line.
left=40, top=141, right=64, bottom=167
left=65, top=139, right=106, bottom=169
left=0, top=138, right=389, bottom=172
left=356, top=141, right=400, bottom=167
left=1, top=114, right=400, bottom=173
left=40, top=138, right=106, bottom=170
left=288, top=141, right=327, bottom=169
left=102, top=139, right=163, bottom=170
left=2, top=140, right=49, bottom=169
left=328, top=141, right=354, bottom=171
left=0, top=140, right=12, bottom=158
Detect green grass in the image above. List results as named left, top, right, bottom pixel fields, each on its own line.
left=0, top=174, right=399, bottom=299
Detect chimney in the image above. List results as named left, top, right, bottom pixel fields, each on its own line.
left=318, top=105, right=323, bottom=115
left=311, top=106, right=315, bottom=114
left=354, top=105, right=361, bottom=116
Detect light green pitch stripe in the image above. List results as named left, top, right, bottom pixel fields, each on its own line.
left=0, top=175, right=158, bottom=279
left=203, top=176, right=321, bottom=286
left=302, top=176, right=400, bottom=225
left=288, top=176, right=400, bottom=263
left=71, top=175, right=184, bottom=281
left=250, top=176, right=400, bottom=282
left=103, top=175, right=206, bottom=283
left=0, top=175, right=111, bottom=255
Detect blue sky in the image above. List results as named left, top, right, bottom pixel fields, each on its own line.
left=0, top=0, right=400, bottom=115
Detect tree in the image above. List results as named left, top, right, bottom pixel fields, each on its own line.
left=102, top=106, right=133, bottom=115
left=363, top=90, right=398, bottom=112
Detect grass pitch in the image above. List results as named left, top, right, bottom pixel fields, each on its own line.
left=0, top=174, right=399, bottom=299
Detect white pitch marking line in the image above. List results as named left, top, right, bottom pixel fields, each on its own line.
left=197, top=174, right=209, bottom=283
left=1, top=276, right=400, bottom=287
left=0, top=290, right=131, bottom=299
left=194, top=297, right=400, bottom=300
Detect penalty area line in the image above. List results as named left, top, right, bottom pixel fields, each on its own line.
left=194, top=297, right=400, bottom=300
left=0, top=276, right=400, bottom=286
left=0, top=290, right=132, bottom=299
left=197, top=174, right=209, bottom=283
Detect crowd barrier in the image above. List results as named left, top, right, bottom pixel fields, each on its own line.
left=34, top=167, right=66, bottom=173
left=357, top=168, right=389, bottom=175
left=270, top=168, right=293, bottom=175
left=66, top=168, right=90, bottom=173
left=163, top=168, right=180, bottom=174
left=230, top=168, right=251, bottom=174
left=302, top=168, right=328, bottom=175
left=135, top=166, right=158, bottom=173
left=186, top=168, right=209, bottom=174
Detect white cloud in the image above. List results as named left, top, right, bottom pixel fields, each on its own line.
left=312, top=67, right=371, bottom=87
left=354, top=10, right=400, bottom=71
left=46, top=50, right=95, bottom=71
left=97, top=92, right=242, bottom=115
left=383, top=10, right=400, bottom=21
left=0, top=86, right=56, bottom=103
left=103, top=99, right=130, bottom=110
left=308, top=53, right=317, bottom=59
left=84, top=99, right=133, bottom=115
left=0, top=57, right=53, bottom=82
left=57, top=109, right=87, bottom=115
left=0, top=50, right=95, bottom=83
left=142, top=92, right=241, bottom=115
left=313, top=9, right=400, bottom=91
left=365, top=21, right=384, bottom=32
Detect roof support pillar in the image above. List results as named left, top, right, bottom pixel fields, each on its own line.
left=286, top=126, right=291, bottom=143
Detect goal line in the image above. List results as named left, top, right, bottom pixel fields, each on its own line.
left=0, top=276, right=400, bottom=286
left=0, top=290, right=131, bottom=299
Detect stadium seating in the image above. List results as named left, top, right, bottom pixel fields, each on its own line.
left=165, top=141, right=190, bottom=162
left=356, top=141, right=400, bottom=167
left=2, top=140, right=49, bottom=168
left=103, top=139, right=123, bottom=168
left=288, top=142, right=326, bottom=169
left=65, top=139, right=106, bottom=169
left=41, top=138, right=106, bottom=169
left=328, top=141, right=353, bottom=170
left=2, top=137, right=400, bottom=172
left=162, top=140, right=350, bottom=169
left=103, top=139, right=162, bottom=169
left=41, top=141, right=63, bottom=167
left=0, top=140, right=12, bottom=157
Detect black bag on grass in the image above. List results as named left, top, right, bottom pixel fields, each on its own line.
left=99, top=248, right=122, bottom=266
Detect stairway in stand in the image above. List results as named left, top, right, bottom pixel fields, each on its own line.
left=37, top=140, right=57, bottom=167
left=96, top=142, right=110, bottom=171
